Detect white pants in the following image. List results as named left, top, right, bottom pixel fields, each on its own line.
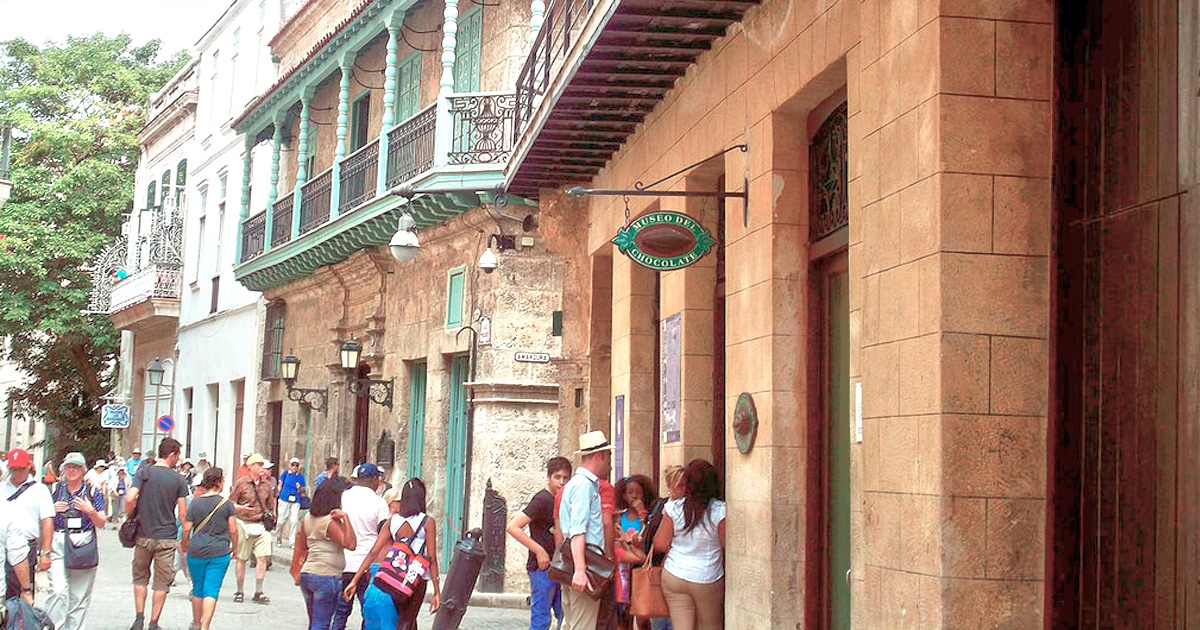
left=46, top=532, right=98, bottom=630
left=277, top=499, right=301, bottom=544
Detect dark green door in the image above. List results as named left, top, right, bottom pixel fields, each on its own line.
left=825, top=260, right=851, bottom=629
left=443, top=354, right=470, bottom=569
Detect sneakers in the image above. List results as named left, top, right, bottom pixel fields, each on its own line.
left=252, top=591, right=270, bottom=604
left=233, top=591, right=244, bottom=603
left=129, top=617, right=144, bottom=630
left=147, top=623, right=162, bottom=630
left=189, top=624, right=201, bottom=630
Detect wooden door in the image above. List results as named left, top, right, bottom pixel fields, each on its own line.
left=1050, top=0, right=1184, bottom=626
left=353, top=364, right=371, bottom=465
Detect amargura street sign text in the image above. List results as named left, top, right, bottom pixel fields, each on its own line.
left=611, top=211, right=717, bottom=271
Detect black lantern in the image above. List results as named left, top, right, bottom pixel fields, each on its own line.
left=341, top=339, right=393, bottom=409
left=146, top=358, right=165, bottom=387
left=280, top=351, right=327, bottom=412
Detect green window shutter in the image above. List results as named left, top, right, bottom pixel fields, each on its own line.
left=406, top=361, right=427, bottom=480
left=446, top=267, right=465, bottom=328
left=453, top=8, right=482, bottom=92
left=396, top=53, right=421, bottom=121
left=350, top=91, right=370, bottom=152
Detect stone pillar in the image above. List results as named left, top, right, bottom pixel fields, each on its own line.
left=854, top=4, right=1054, bottom=627
left=264, top=116, right=284, bottom=251
left=292, top=92, right=313, bottom=239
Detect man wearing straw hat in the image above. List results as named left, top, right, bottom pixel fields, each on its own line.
left=558, top=430, right=614, bottom=630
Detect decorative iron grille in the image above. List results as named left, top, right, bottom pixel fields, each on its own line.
left=241, top=213, right=266, bottom=260
left=87, top=236, right=127, bottom=313
left=271, top=193, right=294, bottom=247
left=809, top=102, right=849, bottom=243
left=339, top=141, right=379, bottom=213
left=448, top=92, right=516, bottom=165
left=299, top=169, right=332, bottom=234
left=147, top=204, right=184, bottom=265
left=386, top=104, right=436, bottom=188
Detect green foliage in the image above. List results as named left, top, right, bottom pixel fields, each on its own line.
left=0, top=34, right=188, bottom=461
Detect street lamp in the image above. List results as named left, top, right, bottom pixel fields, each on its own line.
left=340, top=339, right=394, bottom=409
left=388, top=212, right=420, bottom=263
left=146, top=357, right=165, bottom=452
left=280, top=351, right=328, bottom=412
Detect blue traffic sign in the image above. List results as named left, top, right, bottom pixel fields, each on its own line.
left=157, top=415, right=174, bottom=433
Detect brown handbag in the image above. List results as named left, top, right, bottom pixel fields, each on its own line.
left=629, top=554, right=670, bottom=618
left=547, top=538, right=615, bottom=599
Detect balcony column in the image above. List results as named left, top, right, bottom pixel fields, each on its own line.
left=234, top=133, right=253, bottom=264
left=434, top=0, right=458, bottom=167
left=378, top=18, right=400, bottom=197
left=264, top=115, right=284, bottom=252
left=331, top=55, right=353, bottom=220
left=529, top=0, right=544, bottom=44
left=292, top=90, right=313, bottom=240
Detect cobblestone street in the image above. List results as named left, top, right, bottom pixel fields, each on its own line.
left=66, top=527, right=530, bottom=630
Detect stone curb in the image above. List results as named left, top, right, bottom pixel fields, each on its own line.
left=270, top=544, right=529, bottom=610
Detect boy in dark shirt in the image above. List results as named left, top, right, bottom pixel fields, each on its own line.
left=507, top=457, right=572, bottom=630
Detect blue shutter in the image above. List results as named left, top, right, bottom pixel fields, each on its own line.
left=406, top=361, right=427, bottom=480
left=453, top=9, right=482, bottom=93
left=397, top=53, right=421, bottom=121
left=446, top=268, right=465, bottom=328
left=443, top=354, right=470, bottom=570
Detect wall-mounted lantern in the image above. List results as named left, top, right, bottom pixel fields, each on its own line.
left=280, top=352, right=328, bottom=412
left=340, top=339, right=394, bottom=409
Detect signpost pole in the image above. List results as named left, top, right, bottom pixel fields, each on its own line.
left=152, top=381, right=161, bottom=452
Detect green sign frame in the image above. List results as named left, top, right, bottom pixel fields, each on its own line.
left=611, top=211, right=717, bottom=271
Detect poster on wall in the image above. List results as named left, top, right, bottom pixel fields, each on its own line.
left=614, top=395, right=625, bottom=480
left=661, top=313, right=681, bottom=443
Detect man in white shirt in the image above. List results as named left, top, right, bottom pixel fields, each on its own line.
left=0, top=501, right=33, bottom=605
left=2, top=448, right=54, bottom=601
left=330, top=463, right=389, bottom=630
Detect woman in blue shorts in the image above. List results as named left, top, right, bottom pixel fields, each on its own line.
left=183, top=467, right=238, bottom=630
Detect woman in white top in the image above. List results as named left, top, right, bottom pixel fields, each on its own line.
left=345, top=478, right=442, bottom=629
left=652, top=459, right=726, bottom=630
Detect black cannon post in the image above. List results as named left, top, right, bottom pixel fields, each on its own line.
left=478, top=479, right=507, bottom=593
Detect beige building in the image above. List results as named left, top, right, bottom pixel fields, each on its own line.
left=504, top=0, right=1200, bottom=627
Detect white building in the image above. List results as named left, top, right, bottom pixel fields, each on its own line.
left=175, top=0, right=284, bottom=474
left=0, top=340, right=46, bottom=471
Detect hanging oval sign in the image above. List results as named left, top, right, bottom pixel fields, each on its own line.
left=611, top=211, right=717, bottom=271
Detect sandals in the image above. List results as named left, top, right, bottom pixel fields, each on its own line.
left=252, top=592, right=270, bottom=604
left=233, top=592, right=244, bottom=603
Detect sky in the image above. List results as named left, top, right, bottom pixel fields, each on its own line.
left=0, top=0, right=234, bottom=56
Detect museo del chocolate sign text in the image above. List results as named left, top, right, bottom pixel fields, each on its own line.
left=611, top=211, right=716, bottom=271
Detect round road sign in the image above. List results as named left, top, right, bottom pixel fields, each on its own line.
left=157, top=415, right=174, bottom=433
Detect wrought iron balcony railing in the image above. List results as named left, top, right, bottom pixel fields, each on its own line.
left=241, top=91, right=515, bottom=262
left=514, top=0, right=598, bottom=139
left=108, top=263, right=183, bottom=312
left=386, top=103, right=436, bottom=188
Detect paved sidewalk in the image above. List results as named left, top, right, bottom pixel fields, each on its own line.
left=68, top=526, right=531, bottom=629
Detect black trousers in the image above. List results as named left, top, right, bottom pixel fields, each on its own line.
left=5, top=540, right=36, bottom=599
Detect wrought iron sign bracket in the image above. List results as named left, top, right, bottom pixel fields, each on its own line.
left=566, top=145, right=749, bottom=220
left=286, top=383, right=329, bottom=413
left=348, top=376, right=394, bottom=410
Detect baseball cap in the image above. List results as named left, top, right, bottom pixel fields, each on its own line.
left=289, top=457, right=300, bottom=464
left=61, top=452, right=87, bottom=469
left=6, top=449, right=31, bottom=469
left=263, top=460, right=275, bottom=469
left=94, top=459, right=107, bottom=469
left=356, top=462, right=383, bottom=479
left=246, top=453, right=265, bottom=466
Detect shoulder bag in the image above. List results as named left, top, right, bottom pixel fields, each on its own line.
left=57, top=482, right=100, bottom=570
left=629, top=552, right=669, bottom=617
left=372, top=515, right=431, bottom=603
left=252, top=482, right=278, bottom=531
left=193, top=496, right=228, bottom=534
left=547, top=538, right=616, bottom=599
left=118, top=469, right=147, bottom=548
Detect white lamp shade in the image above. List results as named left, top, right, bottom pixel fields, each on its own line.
left=280, top=354, right=300, bottom=380
left=389, top=228, right=420, bottom=263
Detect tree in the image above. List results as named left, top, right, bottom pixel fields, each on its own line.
left=0, top=34, right=187, bottom=461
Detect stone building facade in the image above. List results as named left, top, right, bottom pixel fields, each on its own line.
left=232, top=0, right=580, bottom=583
left=505, top=0, right=1200, bottom=627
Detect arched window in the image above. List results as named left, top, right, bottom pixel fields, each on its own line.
left=160, top=171, right=171, bottom=204
left=146, top=182, right=156, bottom=209
left=175, top=160, right=188, bottom=207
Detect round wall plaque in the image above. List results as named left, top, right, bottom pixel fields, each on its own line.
left=732, top=392, right=757, bottom=454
